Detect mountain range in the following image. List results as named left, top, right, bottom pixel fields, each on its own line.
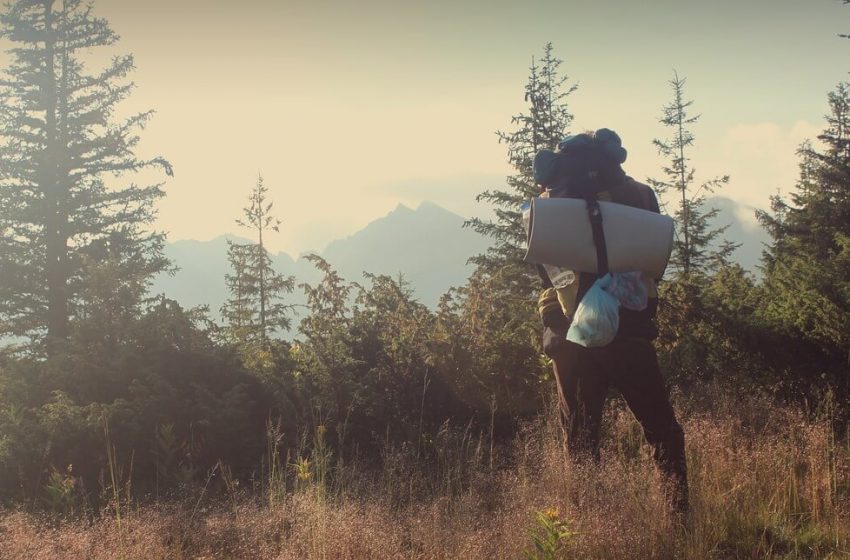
left=150, top=197, right=770, bottom=324
left=150, top=201, right=490, bottom=322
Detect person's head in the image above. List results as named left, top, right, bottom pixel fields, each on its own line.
left=533, top=128, right=628, bottom=197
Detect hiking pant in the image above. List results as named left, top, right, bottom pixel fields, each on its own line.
left=550, top=338, right=688, bottom=512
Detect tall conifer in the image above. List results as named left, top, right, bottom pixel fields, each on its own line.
left=440, top=44, right=576, bottom=414
left=758, top=83, right=850, bottom=376
left=466, top=42, right=575, bottom=296
left=0, top=0, right=171, bottom=352
left=649, top=72, right=738, bottom=379
left=222, top=174, right=294, bottom=344
left=649, top=72, right=734, bottom=280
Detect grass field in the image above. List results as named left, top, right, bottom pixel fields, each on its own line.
left=1, top=388, right=848, bottom=559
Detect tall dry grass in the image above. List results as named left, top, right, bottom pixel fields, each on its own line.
left=1, top=388, right=848, bottom=559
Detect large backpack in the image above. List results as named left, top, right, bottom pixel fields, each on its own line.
left=531, top=128, right=630, bottom=287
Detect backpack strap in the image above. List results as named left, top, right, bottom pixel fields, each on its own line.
left=537, top=264, right=554, bottom=289
left=584, top=190, right=610, bottom=275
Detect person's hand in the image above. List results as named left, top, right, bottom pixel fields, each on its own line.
left=542, top=326, right=568, bottom=358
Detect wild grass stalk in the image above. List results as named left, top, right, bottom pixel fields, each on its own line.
left=102, top=417, right=128, bottom=528
left=265, top=417, right=286, bottom=508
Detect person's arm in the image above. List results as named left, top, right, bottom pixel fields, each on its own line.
left=539, top=288, right=570, bottom=357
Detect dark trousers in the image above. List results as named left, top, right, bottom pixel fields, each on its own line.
left=551, top=338, right=688, bottom=512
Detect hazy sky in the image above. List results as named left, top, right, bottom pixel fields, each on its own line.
left=2, top=0, right=848, bottom=255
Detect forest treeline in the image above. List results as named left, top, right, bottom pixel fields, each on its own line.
left=0, top=0, right=848, bottom=510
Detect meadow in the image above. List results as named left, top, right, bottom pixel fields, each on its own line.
left=3, top=3, right=850, bottom=559
left=1, top=386, right=847, bottom=560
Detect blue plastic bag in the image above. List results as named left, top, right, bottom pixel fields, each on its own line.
left=607, top=271, right=649, bottom=311
left=567, top=274, right=620, bottom=348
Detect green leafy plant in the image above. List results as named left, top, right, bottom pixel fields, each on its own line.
left=526, top=508, right=575, bottom=560
left=44, top=465, right=76, bottom=514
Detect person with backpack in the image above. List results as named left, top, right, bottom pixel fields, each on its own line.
left=532, top=129, right=688, bottom=514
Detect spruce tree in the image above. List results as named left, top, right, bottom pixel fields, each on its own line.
left=221, top=174, right=294, bottom=344
left=465, top=42, right=576, bottom=299
left=221, top=241, right=254, bottom=338
left=649, top=72, right=739, bottom=381
left=0, top=0, right=171, bottom=353
left=649, top=71, right=735, bottom=280
left=440, top=44, right=575, bottom=414
left=757, top=83, right=850, bottom=380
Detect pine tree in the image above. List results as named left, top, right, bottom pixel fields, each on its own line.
left=465, top=43, right=576, bottom=298
left=649, top=71, right=735, bottom=280
left=0, top=0, right=171, bottom=353
left=649, top=72, right=740, bottom=382
left=431, top=44, right=576, bottom=413
left=757, top=83, right=850, bottom=381
left=221, top=174, right=294, bottom=344
left=445, top=44, right=575, bottom=413
left=221, top=241, right=254, bottom=338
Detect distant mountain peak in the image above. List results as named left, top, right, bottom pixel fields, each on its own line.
left=386, top=201, right=463, bottom=220
left=415, top=200, right=461, bottom=218
left=152, top=198, right=769, bottom=323
left=390, top=203, right=414, bottom=214
left=152, top=201, right=490, bottom=318
left=169, top=233, right=253, bottom=247
left=416, top=200, right=442, bottom=211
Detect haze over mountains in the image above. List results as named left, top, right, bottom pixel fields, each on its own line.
left=150, top=198, right=769, bottom=324
left=150, top=201, right=490, bottom=323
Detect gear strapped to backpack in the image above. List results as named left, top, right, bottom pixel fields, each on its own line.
left=532, top=128, right=628, bottom=286
left=530, top=128, right=666, bottom=344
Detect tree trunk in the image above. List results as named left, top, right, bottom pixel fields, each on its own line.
left=258, top=223, right=266, bottom=341
left=42, top=1, right=69, bottom=352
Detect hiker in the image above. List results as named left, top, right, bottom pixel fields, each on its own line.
left=532, top=129, right=688, bottom=513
